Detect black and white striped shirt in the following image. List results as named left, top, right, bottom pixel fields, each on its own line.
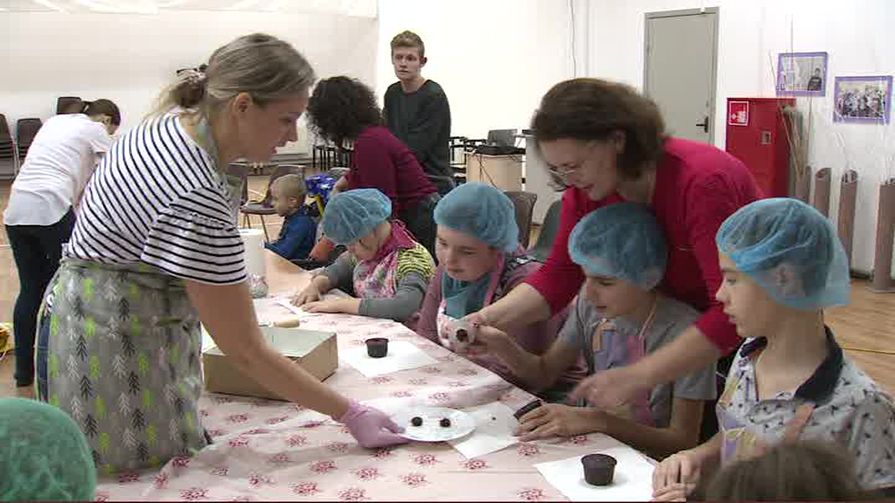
left=66, top=115, right=246, bottom=285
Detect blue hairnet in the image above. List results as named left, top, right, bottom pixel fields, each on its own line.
left=433, top=183, right=519, bottom=252
left=568, top=202, right=667, bottom=289
left=322, top=188, right=391, bottom=245
left=716, top=198, right=849, bottom=310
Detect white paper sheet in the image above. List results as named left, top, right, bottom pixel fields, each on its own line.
left=448, top=401, right=518, bottom=458
left=534, top=445, right=656, bottom=502
left=252, top=297, right=301, bottom=326
left=340, top=340, right=437, bottom=377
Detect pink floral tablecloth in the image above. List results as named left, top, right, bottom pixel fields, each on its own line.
left=95, top=312, right=637, bottom=501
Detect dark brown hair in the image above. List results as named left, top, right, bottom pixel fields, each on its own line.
left=306, top=76, right=382, bottom=147
left=698, top=441, right=871, bottom=501
left=82, top=99, right=121, bottom=126
left=390, top=30, right=425, bottom=58
left=532, top=78, right=666, bottom=180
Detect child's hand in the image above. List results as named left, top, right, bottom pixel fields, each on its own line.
left=465, top=325, right=511, bottom=357
left=292, top=285, right=321, bottom=306
left=514, top=403, right=602, bottom=441
left=651, top=482, right=694, bottom=502
left=303, top=298, right=356, bottom=314
left=652, top=450, right=702, bottom=496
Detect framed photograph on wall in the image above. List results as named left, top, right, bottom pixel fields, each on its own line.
left=833, top=75, right=892, bottom=124
left=776, top=51, right=828, bottom=96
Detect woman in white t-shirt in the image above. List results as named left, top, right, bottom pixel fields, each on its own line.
left=3, top=100, right=119, bottom=397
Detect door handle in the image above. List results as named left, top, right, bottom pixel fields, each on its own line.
left=695, top=116, right=709, bottom=133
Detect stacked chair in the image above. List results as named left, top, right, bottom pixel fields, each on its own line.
left=56, top=96, right=83, bottom=114
left=16, top=118, right=42, bottom=162
left=0, top=114, right=18, bottom=180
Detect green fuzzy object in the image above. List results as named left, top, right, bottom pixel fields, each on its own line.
left=0, top=398, right=96, bottom=501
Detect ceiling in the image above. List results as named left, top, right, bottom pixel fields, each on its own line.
left=0, top=0, right=377, bottom=17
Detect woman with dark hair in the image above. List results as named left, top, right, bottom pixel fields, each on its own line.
left=306, top=76, right=439, bottom=256
left=468, top=78, right=762, bottom=409
left=3, top=98, right=120, bottom=398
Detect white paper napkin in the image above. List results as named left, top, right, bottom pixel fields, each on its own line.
left=448, top=401, right=518, bottom=458
left=341, top=340, right=437, bottom=377
left=534, top=444, right=656, bottom=502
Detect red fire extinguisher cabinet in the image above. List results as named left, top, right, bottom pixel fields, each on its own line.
left=725, top=97, right=795, bottom=198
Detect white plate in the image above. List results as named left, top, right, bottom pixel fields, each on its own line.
left=393, top=406, right=476, bottom=442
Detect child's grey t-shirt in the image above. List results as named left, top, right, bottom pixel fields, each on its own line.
left=558, top=291, right=718, bottom=427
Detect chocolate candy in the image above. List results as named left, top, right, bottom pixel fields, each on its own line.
left=365, top=338, right=389, bottom=358
left=581, top=453, right=617, bottom=486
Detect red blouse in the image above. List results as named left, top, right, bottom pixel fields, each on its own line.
left=524, top=137, right=762, bottom=354
left=346, top=125, right=437, bottom=213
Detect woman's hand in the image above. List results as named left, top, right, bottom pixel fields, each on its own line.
left=570, top=366, right=651, bottom=409
left=652, top=450, right=703, bottom=497
left=338, top=400, right=409, bottom=448
left=514, top=404, right=603, bottom=441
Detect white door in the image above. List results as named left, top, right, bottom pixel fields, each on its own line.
left=644, top=9, right=718, bottom=144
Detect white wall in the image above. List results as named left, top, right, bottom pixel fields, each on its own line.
left=0, top=10, right=378, bottom=154
left=375, top=0, right=576, bottom=140
left=589, top=0, right=895, bottom=275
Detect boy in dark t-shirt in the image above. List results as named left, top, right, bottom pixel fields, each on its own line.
left=383, top=30, right=454, bottom=195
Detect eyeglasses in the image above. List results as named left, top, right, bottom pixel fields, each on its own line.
left=547, top=164, right=581, bottom=181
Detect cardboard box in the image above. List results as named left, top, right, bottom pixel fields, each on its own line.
left=203, top=326, right=338, bottom=401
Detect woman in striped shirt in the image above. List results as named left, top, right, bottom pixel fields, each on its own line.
left=36, top=33, right=407, bottom=473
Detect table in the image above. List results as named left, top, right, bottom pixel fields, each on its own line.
left=94, top=252, right=652, bottom=501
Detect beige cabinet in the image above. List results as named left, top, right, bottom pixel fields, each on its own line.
left=464, top=153, right=523, bottom=192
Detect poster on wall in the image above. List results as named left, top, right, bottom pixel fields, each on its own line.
left=728, top=101, right=749, bottom=126
left=776, top=52, right=828, bottom=96
left=833, top=75, right=892, bottom=124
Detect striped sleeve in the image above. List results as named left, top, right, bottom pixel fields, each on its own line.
left=142, top=186, right=246, bottom=285
left=395, top=244, right=435, bottom=283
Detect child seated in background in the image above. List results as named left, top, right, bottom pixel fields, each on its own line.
left=291, top=188, right=434, bottom=323
left=416, top=183, right=583, bottom=398
left=695, top=441, right=871, bottom=501
left=475, top=203, right=716, bottom=459
left=0, top=398, right=96, bottom=501
left=264, top=174, right=317, bottom=261
left=652, top=198, right=895, bottom=501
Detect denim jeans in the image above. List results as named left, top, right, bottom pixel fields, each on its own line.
left=6, top=208, right=75, bottom=387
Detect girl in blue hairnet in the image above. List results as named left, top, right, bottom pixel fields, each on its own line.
left=416, top=183, right=584, bottom=398
left=653, top=198, right=895, bottom=501
left=292, top=188, right=434, bottom=323
left=474, top=202, right=717, bottom=459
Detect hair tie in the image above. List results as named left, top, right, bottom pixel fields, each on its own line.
left=181, top=68, right=207, bottom=87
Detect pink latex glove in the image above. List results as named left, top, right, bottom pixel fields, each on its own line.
left=338, top=400, right=409, bottom=448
